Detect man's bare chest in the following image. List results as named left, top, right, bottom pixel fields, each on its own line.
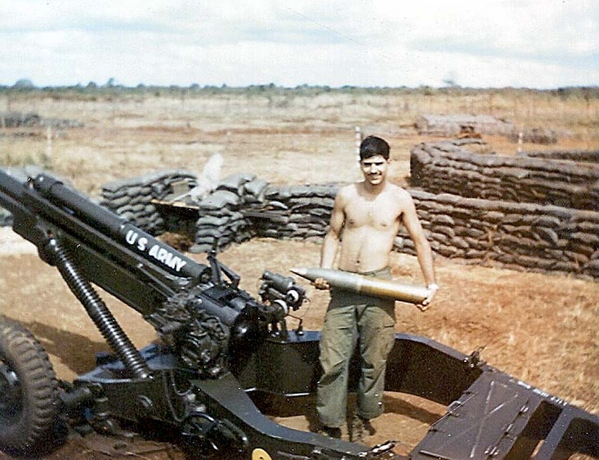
left=344, top=198, right=401, bottom=230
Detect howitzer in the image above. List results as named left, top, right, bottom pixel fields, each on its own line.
left=0, top=168, right=598, bottom=460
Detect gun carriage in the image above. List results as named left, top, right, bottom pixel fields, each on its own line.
left=0, top=168, right=597, bottom=459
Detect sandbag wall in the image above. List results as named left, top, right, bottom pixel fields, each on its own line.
left=408, top=191, right=598, bottom=279
left=189, top=173, right=269, bottom=253
left=410, top=141, right=599, bottom=210
left=100, top=170, right=271, bottom=254
left=0, top=111, right=83, bottom=129
left=95, top=146, right=599, bottom=279
left=101, top=170, right=198, bottom=235
left=415, top=114, right=514, bottom=137
left=256, top=184, right=337, bottom=242
left=517, top=149, right=599, bottom=163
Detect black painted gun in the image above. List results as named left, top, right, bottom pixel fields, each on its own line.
left=0, top=168, right=308, bottom=379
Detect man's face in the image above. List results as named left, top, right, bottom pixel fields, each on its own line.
left=360, top=154, right=389, bottom=186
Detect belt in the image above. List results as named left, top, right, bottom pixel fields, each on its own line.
left=342, top=266, right=391, bottom=277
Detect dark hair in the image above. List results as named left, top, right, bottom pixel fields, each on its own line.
left=359, top=135, right=390, bottom=160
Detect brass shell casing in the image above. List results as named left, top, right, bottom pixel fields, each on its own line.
left=290, top=267, right=428, bottom=305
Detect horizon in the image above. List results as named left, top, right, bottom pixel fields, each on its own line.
left=3, top=80, right=598, bottom=92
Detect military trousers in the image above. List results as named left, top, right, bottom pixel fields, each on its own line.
left=316, top=267, right=396, bottom=428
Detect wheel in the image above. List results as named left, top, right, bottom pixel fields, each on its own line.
left=0, top=316, right=61, bottom=456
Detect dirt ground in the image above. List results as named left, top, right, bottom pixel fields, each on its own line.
left=0, top=90, right=598, bottom=458
left=1, top=231, right=597, bottom=459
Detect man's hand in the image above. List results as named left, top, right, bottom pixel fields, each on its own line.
left=312, top=277, right=330, bottom=290
left=417, top=283, right=439, bottom=311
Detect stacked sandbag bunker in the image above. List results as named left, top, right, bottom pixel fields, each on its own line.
left=189, top=173, right=269, bottom=253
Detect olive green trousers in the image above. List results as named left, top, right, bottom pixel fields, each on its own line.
left=316, top=268, right=396, bottom=428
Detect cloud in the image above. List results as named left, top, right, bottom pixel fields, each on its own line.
left=0, top=0, right=597, bottom=88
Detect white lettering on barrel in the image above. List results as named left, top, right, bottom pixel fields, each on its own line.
left=125, top=229, right=137, bottom=245
left=125, top=231, right=186, bottom=273
left=148, top=244, right=187, bottom=272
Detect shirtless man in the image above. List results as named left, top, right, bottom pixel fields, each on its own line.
left=315, top=135, right=438, bottom=442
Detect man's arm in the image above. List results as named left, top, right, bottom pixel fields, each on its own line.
left=314, top=192, right=345, bottom=289
left=400, top=193, right=438, bottom=308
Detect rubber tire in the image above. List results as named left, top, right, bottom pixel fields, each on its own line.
left=0, top=316, right=61, bottom=456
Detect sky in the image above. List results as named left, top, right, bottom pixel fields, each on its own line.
left=1, top=0, right=598, bottom=89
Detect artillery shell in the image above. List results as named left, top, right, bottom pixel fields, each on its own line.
left=290, top=267, right=428, bottom=305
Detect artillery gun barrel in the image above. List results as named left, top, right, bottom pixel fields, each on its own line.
left=290, top=267, right=429, bottom=304
left=29, top=173, right=206, bottom=281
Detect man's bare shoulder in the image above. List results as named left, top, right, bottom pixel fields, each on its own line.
left=387, top=183, right=412, bottom=200
left=336, top=183, right=358, bottom=200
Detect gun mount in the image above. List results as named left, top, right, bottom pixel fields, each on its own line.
left=0, top=168, right=598, bottom=460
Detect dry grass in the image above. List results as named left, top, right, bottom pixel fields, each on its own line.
left=1, top=88, right=597, bottom=194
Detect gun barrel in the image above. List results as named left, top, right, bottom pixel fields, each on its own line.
left=0, top=169, right=32, bottom=216
left=32, top=174, right=123, bottom=234
left=34, top=174, right=207, bottom=280
left=290, top=267, right=429, bottom=305
left=3, top=171, right=206, bottom=281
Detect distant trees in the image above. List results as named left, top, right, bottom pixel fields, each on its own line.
left=12, top=79, right=35, bottom=89
left=0, top=80, right=596, bottom=103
